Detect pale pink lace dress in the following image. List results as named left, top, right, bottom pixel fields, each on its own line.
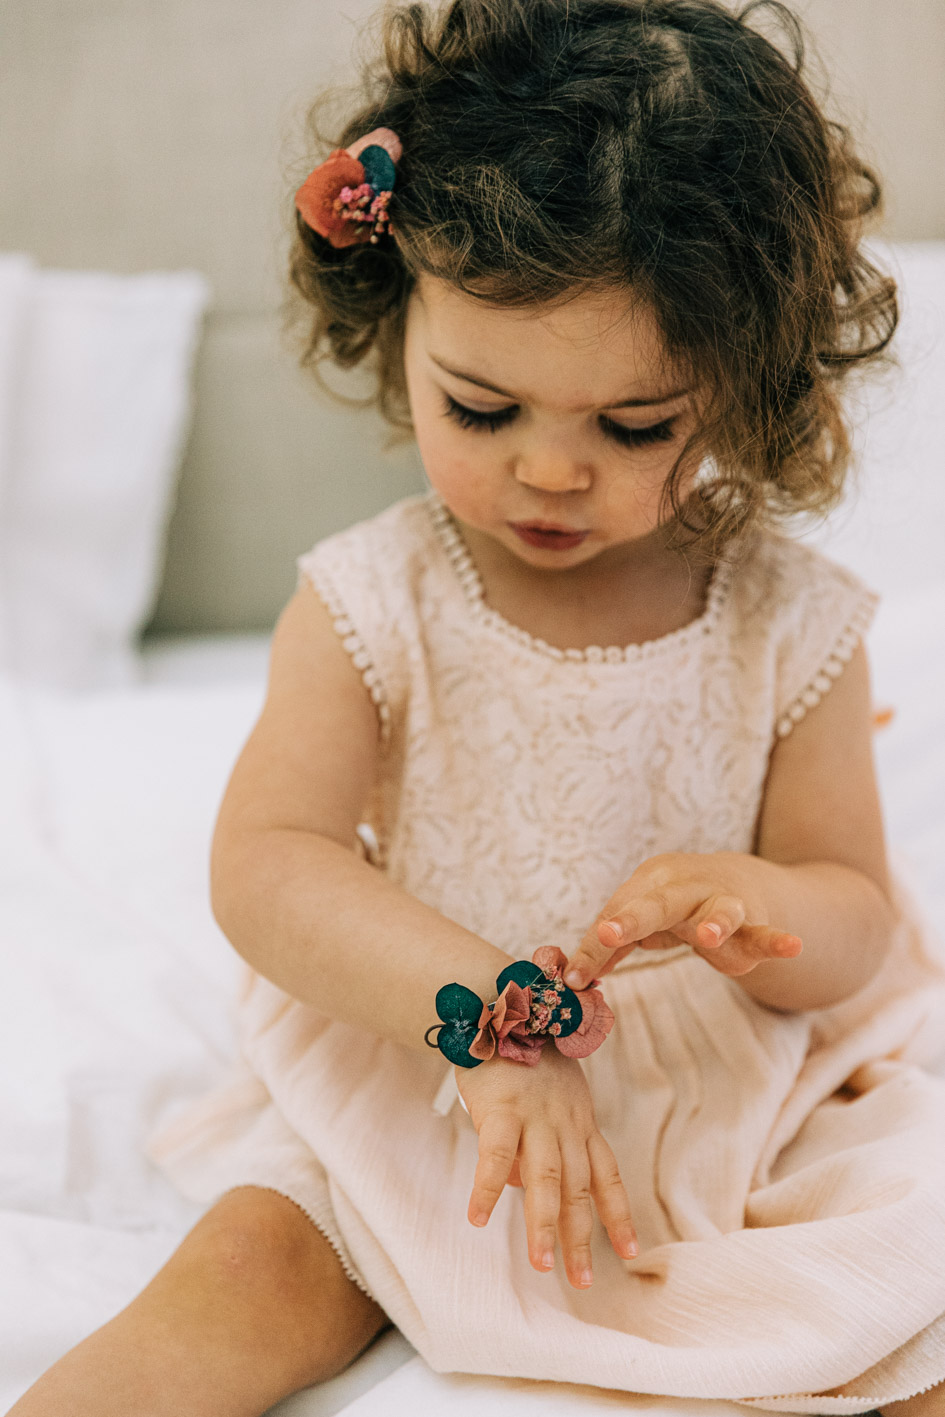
left=148, top=491, right=945, bottom=1413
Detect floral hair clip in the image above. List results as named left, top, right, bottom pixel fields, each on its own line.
left=425, top=946, right=615, bottom=1069
left=294, top=126, right=401, bottom=248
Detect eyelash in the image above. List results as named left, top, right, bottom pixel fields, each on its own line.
left=440, top=394, right=677, bottom=448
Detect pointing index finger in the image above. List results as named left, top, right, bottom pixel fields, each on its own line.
left=565, top=884, right=712, bottom=988
left=563, top=917, right=627, bottom=988
left=603, top=883, right=709, bottom=943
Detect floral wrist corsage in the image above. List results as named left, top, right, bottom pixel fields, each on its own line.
left=424, top=946, right=615, bottom=1069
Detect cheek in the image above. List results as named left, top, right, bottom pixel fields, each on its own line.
left=414, top=422, right=494, bottom=514
left=411, top=398, right=497, bottom=507
left=600, top=446, right=679, bottom=521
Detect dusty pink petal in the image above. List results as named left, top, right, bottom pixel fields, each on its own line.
left=532, top=945, right=567, bottom=979
left=468, top=999, right=498, bottom=1060
left=468, top=1027, right=497, bottom=1061
left=494, top=982, right=531, bottom=1039
left=498, top=1032, right=545, bottom=1065
left=554, top=987, right=615, bottom=1059
left=346, top=126, right=403, bottom=163
left=489, top=993, right=507, bottom=1032
left=469, top=983, right=531, bottom=1060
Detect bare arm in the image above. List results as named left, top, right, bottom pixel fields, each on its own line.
left=732, top=638, right=896, bottom=1012
left=210, top=580, right=515, bottom=1052
left=563, top=642, right=896, bottom=1013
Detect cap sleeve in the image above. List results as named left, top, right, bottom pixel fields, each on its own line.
left=295, top=502, right=416, bottom=753
left=770, top=539, right=880, bottom=740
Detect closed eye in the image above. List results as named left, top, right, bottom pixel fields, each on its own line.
left=441, top=394, right=517, bottom=433
left=441, top=394, right=677, bottom=447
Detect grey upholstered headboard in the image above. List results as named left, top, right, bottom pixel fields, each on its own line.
left=1, top=0, right=943, bottom=633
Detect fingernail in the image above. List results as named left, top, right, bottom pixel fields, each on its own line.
left=471, top=1211, right=488, bottom=1227
left=540, top=1250, right=554, bottom=1270
left=578, top=1268, right=593, bottom=1286
left=603, top=919, right=624, bottom=942
left=622, top=1238, right=639, bottom=1258
left=702, top=923, right=722, bottom=945
left=564, top=970, right=584, bottom=988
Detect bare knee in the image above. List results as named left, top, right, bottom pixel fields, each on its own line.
left=190, top=1186, right=332, bottom=1290
left=147, top=1185, right=390, bottom=1389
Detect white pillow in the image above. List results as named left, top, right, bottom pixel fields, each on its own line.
left=798, top=240, right=945, bottom=600
left=0, top=264, right=209, bottom=690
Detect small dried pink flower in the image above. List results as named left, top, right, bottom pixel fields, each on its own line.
left=527, top=945, right=615, bottom=1060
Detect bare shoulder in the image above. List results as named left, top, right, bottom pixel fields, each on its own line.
left=212, top=579, right=381, bottom=848
left=755, top=637, right=892, bottom=903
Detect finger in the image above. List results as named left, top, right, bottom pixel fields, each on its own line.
left=468, top=1110, right=521, bottom=1228
left=699, top=923, right=803, bottom=976
left=565, top=883, right=708, bottom=987
left=570, top=879, right=753, bottom=983
left=557, top=1140, right=595, bottom=1289
left=603, top=882, right=710, bottom=943
left=728, top=924, right=803, bottom=959
left=564, top=925, right=635, bottom=991
left=635, top=928, right=692, bottom=951
left=564, top=925, right=675, bottom=987
left=675, top=894, right=747, bottom=951
left=519, top=1125, right=562, bottom=1274
left=587, top=1131, right=638, bottom=1260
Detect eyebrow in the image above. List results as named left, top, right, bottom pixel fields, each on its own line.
left=428, top=354, right=690, bottom=409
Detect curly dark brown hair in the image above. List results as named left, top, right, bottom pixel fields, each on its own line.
left=286, top=0, right=897, bottom=556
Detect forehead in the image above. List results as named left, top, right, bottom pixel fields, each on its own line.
left=407, top=274, right=681, bottom=410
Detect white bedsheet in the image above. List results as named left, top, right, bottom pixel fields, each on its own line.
left=1, top=606, right=944, bottom=1415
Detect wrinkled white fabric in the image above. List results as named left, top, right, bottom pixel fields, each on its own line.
left=148, top=492, right=945, bottom=1413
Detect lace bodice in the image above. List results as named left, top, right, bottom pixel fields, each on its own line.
left=297, top=491, right=878, bottom=968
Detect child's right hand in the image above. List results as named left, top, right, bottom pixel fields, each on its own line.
left=455, top=1045, right=639, bottom=1288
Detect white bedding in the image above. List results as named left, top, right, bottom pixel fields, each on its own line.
left=1, top=607, right=944, bottom=1415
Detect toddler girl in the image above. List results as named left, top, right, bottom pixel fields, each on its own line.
left=13, top=2, right=945, bottom=1415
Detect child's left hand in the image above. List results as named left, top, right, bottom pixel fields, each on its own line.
left=562, top=852, right=803, bottom=991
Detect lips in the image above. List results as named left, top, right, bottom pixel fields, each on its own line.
left=509, top=522, right=589, bottom=551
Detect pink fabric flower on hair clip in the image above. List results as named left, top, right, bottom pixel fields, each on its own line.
left=295, top=127, right=402, bottom=248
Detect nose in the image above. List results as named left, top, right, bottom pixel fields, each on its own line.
left=512, top=439, right=593, bottom=494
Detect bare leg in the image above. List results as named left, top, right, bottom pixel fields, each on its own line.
left=879, top=1379, right=945, bottom=1416
left=7, top=1186, right=392, bottom=1417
